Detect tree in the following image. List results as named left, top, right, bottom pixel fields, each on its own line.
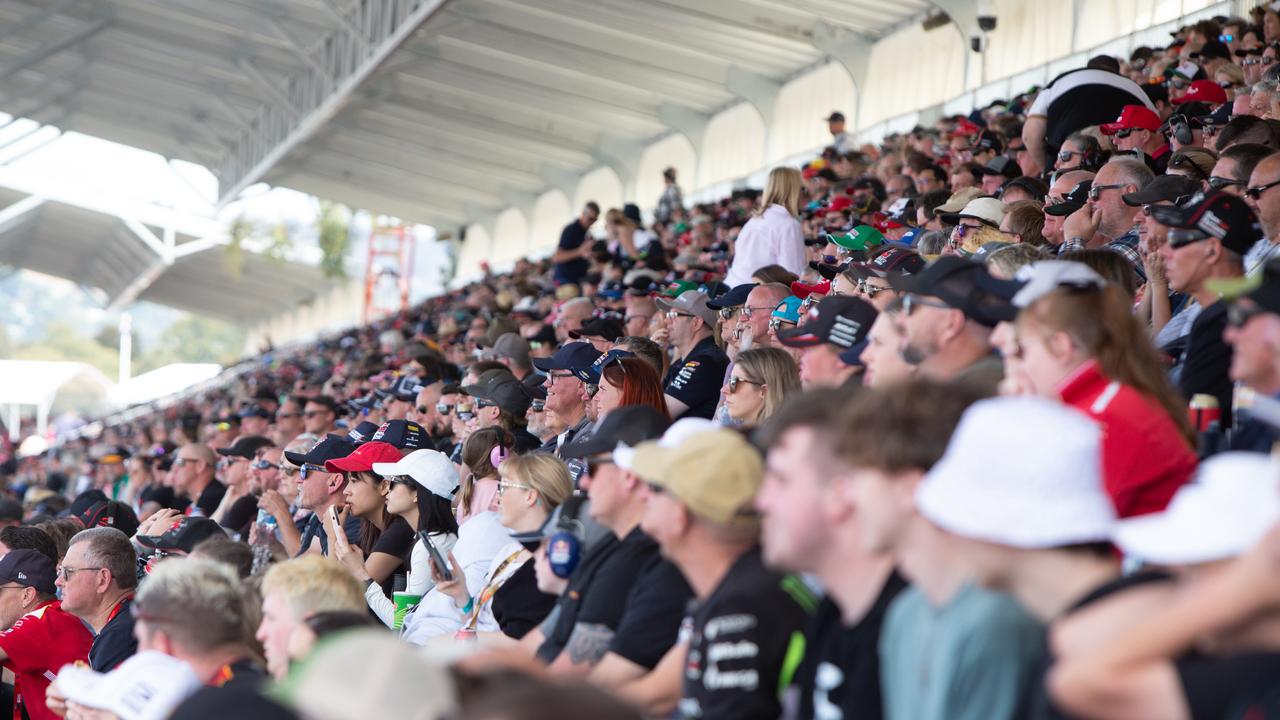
left=135, top=315, right=245, bottom=373
left=14, top=323, right=118, bottom=376
left=316, top=200, right=350, bottom=278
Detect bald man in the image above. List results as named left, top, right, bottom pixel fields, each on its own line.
left=172, top=444, right=225, bottom=518
left=1245, top=153, right=1280, bottom=273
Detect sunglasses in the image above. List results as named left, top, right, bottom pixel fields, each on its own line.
left=303, top=410, right=326, bottom=419
left=1087, top=183, right=1127, bottom=201
left=475, top=398, right=498, bottom=409
left=1208, top=176, right=1245, bottom=191
left=768, top=317, right=795, bottom=332
left=903, top=293, right=952, bottom=316
left=457, top=410, right=475, bottom=422
left=857, top=279, right=891, bottom=297
left=1113, top=128, right=1136, bottom=139
left=1057, top=149, right=1084, bottom=162
left=727, top=376, right=763, bottom=393
left=251, top=459, right=274, bottom=470
left=299, top=464, right=327, bottom=480
left=531, top=399, right=546, bottom=412
left=666, top=309, right=696, bottom=320
left=718, top=307, right=738, bottom=320
left=1245, top=177, right=1280, bottom=200
left=275, top=412, right=300, bottom=420
left=739, top=305, right=777, bottom=318
left=1228, top=303, right=1270, bottom=328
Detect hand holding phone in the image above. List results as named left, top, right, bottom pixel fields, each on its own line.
left=420, top=531, right=453, bottom=582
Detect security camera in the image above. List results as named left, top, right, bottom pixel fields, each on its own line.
left=970, top=34, right=988, bottom=53
left=978, top=15, right=997, bottom=32
left=976, top=0, right=996, bottom=31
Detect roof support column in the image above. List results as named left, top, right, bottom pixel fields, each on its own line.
left=592, top=136, right=645, bottom=201
left=658, top=103, right=710, bottom=187
left=811, top=23, right=873, bottom=130
left=725, top=66, right=780, bottom=160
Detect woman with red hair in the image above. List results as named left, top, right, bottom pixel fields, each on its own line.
left=594, top=356, right=670, bottom=420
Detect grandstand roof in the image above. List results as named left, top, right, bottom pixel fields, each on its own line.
left=0, top=0, right=939, bottom=231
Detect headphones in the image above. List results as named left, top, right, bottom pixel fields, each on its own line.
left=489, top=443, right=509, bottom=470
left=547, top=499, right=588, bottom=578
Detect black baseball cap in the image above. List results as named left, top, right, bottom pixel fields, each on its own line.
left=888, top=256, right=1008, bottom=327
left=1122, top=174, right=1201, bottom=206
left=706, top=283, right=757, bottom=310
left=78, top=500, right=140, bottom=537
left=136, top=516, right=226, bottom=553
left=825, top=111, right=846, bottom=122
left=1232, top=259, right=1280, bottom=315
left=284, top=434, right=360, bottom=467
left=562, top=405, right=672, bottom=459
left=69, top=489, right=109, bottom=518
left=1045, top=180, right=1093, bottom=216
left=812, top=260, right=851, bottom=280
left=532, top=341, right=603, bottom=372
left=979, top=156, right=1021, bottom=179
left=776, top=296, right=878, bottom=349
left=569, top=317, right=625, bottom=343
left=378, top=375, right=423, bottom=403
left=464, top=374, right=534, bottom=417
left=0, top=549, right=55, bottom=595
left=1148, top=190, right=1261, bottom=255
left=849, top=247, right=926, bottom=279
left=215, top=435, right=275, bottom=459
left=368, top=419, right=428, bottom=451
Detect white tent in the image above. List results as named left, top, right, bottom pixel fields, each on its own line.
left=0, top=360, right=112, bottom=440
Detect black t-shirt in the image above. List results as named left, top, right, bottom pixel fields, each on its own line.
left=296, top=512, right=362, bottom=557
left=194, top=479, right=227, bottom=518
left=536, top=533, right=622, bottom=663
left=554, top=219, right=590, bottom=285
left=89, top=597, right=138, bottom=672
left=663, top=336, right=730, bottom=420
left=1176, top=300, right=1234, bottom=428
left=1022, top=571, right=1172, bottom=720
left=792, top=571, right=907, bottom=720
left=610, top=551, right=693, bottom=670
left=679, top=546, right=815, bottom=720
left=370, top=516, right=415, bottom=598
left=220, top=493, right=261, bottom=540
left=512, top=428, right=543, bottom=454
left=491, top=559, right=557, bottom=639
left=213, top=657, right=268, bottom=690
left=1178, top=652, right=1280, bottom=719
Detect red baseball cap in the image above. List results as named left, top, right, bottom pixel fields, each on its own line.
left=952, top=118, right=981, bottom=136
left=823, top=195, right=853, bottom=214
left=1172, top=79, right=1228, bottom=106
left=790, top=279, right=831, bottom=299
left=870, top=211, right=903, bottom=232
left=325, top=440, right=403, bottom=474
left=802, top=166, right=820, bottom=180
left=1100, top=105, right=1161, bottom=135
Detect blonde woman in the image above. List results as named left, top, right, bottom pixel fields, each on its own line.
left=726, top=166, right=806, bottom=285
left=722, top=347, right=801, bottom=427
left=412, top=453, right=572, bottom=644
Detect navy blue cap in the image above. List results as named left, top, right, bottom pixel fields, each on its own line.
left=0, top=549, right=55, bottom=595
left=532, top=341, right=603, bottom=372
left=706, top=283, right=757, bottom=310
left=837, top=338, right=870, bottom=367
left=137, top=516, right=225, bottom=554
left=236, top=404, right=271, bottom=420
left=571, top=349, right=633, bottom=385
left=369, top=419, right=428, bottom=451
left=284, top=434, right=360, bottom=467
left=346, top=420, right=382, bottom=444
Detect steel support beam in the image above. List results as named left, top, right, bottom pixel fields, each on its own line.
left=725, top=66, right=781, bottom=128
left=0, top=195, right=45, bottom=238
left=811, top=22, right=874, bottom=129
left=217, top=0, right=449, bottom=206
left=0, top=14, right=111, bottom=82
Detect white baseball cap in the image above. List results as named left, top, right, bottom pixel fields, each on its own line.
left=373, top=449, right=459, bottom=500
left=55, top=651, right=201, bottom=720
left=1011, top=261, right=1107, bottom=308
left=613, top=417, right=716, bottom=472
left=1113, top=452, right=1279, bottom=565
left=916, top=396, right=1116, bottom=548
left=956, top=197, right=1007, bottom=226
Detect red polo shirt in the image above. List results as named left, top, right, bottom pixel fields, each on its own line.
left=0, top=600, right=94, bottom=720
left=1058, top=360, right=1196, bottom=518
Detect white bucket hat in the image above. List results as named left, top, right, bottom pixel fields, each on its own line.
left=1114, top=452, right=1279, bottom=565
left=373, top=449, right=459, bottom=500
left=916, top=396, right=1115, bottom=548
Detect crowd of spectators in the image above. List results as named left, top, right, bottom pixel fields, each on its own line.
left=1, top=9, right=1280, bottom=720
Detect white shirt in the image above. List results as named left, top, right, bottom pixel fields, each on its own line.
left=725, top=204, right=807, bottom=287
left=400, top=512, right=514, bottom=644
left=363, top=530, right=457, bottom=628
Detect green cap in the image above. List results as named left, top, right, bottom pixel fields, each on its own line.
left=661, top=280, right=699, bottom=298
left=829, top=225, right=885, bottom=251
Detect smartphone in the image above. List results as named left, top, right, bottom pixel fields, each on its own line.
left=419, top=531, right=452, bottom=581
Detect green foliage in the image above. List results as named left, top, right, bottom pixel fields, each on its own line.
left=224, top=216, right=252, bottom=276
left=316, top=200, right=350, bottom=278
left=13, top=322, right=118, bottom=376
left=134, top=315, right=245, bottom=373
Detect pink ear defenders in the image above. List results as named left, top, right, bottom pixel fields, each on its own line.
left=490, top=444, right=509, bottom=470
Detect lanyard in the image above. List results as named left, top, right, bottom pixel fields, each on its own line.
left=462, top=548, right=530, bottom=630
